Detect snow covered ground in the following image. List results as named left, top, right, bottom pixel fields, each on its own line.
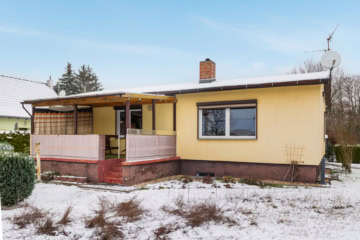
left=2, top=164, right=360, bottom=240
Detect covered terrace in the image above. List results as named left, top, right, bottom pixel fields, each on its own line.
left=23, top=92, right=178, bottom=184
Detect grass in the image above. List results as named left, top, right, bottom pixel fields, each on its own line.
left=114, top=196, right=146, bottom=222
left=105, top=154, right=125, bottom=159
left=36, top=217, right=58, bottom=236
left=57, top=206, right=73, bottom=225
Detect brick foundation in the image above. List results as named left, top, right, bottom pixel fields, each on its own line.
left=40, top=160, right=99, bottom=183
left=38, top=158, right=319, bottom=184
left=180, top=160, right=318, bottom=183
left=121, top=160, right=181, bottom=185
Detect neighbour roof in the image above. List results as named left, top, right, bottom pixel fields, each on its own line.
left=24, top=71, right=330, bottom=106
left=0, top=75, right=58, bottom=118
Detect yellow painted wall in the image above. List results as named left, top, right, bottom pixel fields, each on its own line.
left=176, top=85, right=326, bottom=166
left=142, top=103, right=174, bottom=133
left=0, top=117, right=31, bottom=131
left=92, top=107, right=125, bottom=153
left=93, top=107, right=115, bottom=135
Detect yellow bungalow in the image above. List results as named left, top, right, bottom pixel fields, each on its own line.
left=23, top=59, right=330, bottom=184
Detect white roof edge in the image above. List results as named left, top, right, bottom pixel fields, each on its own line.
left=24, top=71, right=330, bottom=103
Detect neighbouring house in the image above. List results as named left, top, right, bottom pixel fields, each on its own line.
left=23, top=59, right=331, bottom=185
left=0, top=75, right=57, bottom=132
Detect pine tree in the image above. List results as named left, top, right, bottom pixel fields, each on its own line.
left=75, top=65, right=103, bottom=93
left=55, top=63, right=79, bottom=95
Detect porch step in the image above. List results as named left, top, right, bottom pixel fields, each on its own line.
left=107, top=171, right=122, bottom=178
left=104, top=177, right=123, bottom=184
left=112, top=167, right=123, bottom=172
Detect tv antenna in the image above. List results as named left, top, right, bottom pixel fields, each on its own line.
left=305, top=24, right=341, bottom=70
left=305, top=24, right=339, bottom=53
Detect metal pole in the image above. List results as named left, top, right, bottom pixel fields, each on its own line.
left=320, top=156, right=326, bottom=184
left=34, top=143, right=41, bottom=181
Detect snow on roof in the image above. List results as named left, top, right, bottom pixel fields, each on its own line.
left=25, top=71, right=330, bottom=102
left=0, top=75, right=58, bottom=118
left=72, top=70, right=330, bottom=96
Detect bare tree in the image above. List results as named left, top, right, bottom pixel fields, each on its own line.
left=292, top=59, right=360, bottom=172
left=290, top=59, right=326, bottom=74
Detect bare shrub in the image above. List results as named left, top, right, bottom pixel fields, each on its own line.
left=223, top=176, right=236, bottom=183
left=57, top=206, right=73, bottom=225
left=180, top=175, right=193, bottom=184
left=114, top=197, right=145, bottom=222
left=162, top=196, right=236, bottom=228
left=12, top=205, right=47, bottom=229
left=202, top=176, right=213, bottom=184
left=36, top=217, right=58, bottom=236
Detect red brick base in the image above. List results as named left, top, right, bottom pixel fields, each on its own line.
left=40, top=160, right=99, bottom=183
left=38, top=158, right=319, bottom=184
left=180, top=160, right=318, bottom=183
left=122, top=160, right=181, bottom=185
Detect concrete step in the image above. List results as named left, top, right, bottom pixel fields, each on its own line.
left=103, top=177, right=122, bottom=184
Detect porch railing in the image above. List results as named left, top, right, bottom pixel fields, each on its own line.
left=30, top=134, right=105, bottom=160
left=126, top=128, right=176, bottom=162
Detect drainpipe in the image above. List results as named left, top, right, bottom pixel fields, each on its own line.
left=21, top=103, right=32, bottom=118
left=320, top=156, right=326, bottom=184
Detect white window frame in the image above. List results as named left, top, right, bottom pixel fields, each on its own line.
left=198, top=107, right=256, bottom=140
left=116, top=109, right=142, bottom=138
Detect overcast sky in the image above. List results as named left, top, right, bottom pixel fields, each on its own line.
left=0, top=0, right=359, bottom=90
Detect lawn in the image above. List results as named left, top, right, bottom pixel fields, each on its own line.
left=1, top=164, right=360, bottom=240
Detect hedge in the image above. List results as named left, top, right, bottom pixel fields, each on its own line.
left=0, top=131, right=30, bottom=154
left=334, top=145, right=360, bottom=164
left=0, top=149, right=35, bottom=206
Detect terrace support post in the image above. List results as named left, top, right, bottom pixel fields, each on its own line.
left=173, top=102, right=176, bottom=132
left=73, top=104, right=78, bottom=135
left=125, top=100, right=131, bottom=133
left=152, top=99, right=156, bottom=131
left=31, top=106, right=35, bottom=134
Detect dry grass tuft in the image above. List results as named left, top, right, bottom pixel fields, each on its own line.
left=114, top=197, right=145, bottom=222
left=162, top=196, right=237, bottom=228
left=12, top=205, right=47, bottom=229
left=36, top=217, right=58, bottom=236
left=57, top=206, right=73, bottom=225
left=85, top=198, right=126, bottom=240
left=85, top=209, right=123, bottom=240
left=154, top=223, right=178, bottom=240
left=86, top=209, right=107, bottom=229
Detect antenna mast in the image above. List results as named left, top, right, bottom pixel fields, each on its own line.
left=327, top=24, right=339, bottom=51
left=305, top=24, right=339, bottom=53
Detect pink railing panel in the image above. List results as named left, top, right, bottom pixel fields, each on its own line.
left=30, top=135, right=105, bottom=161
left=126, top=134, right=176, bottom=162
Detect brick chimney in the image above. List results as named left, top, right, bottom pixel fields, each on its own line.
left=199, top=58, right=216, bottom=83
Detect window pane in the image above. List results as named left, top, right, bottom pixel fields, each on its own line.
left=230, top=108, right=256, bottom=136
left=119, top=112, right=126, bottom=136
left=202, top=109, right=225, bottom=136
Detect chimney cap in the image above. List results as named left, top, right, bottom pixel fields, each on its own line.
left=205, top=58, right=211, bottom=61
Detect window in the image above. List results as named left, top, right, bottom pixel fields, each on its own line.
left=116, top=109, right=142, bottom=137
left=198, top=100, right=257, bottom=139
